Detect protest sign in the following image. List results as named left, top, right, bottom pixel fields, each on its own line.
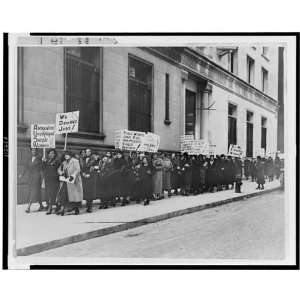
left=140, top=132, right=160, bottom=153
left=55, top=111, right=79, bottom=134
left=31, top=124, right=55, bottom=149
left=121, top=130, right=146, bottom=151
left=189, top=140, right=210, bottom=155
left=55, top=111, right=79, bottom=150
left=228, top=144, right=243, bottom=158
left=180, top=135, right=194, bottom=153
left=114, top=130, right=160, bottom=152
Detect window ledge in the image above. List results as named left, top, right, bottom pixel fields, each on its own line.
left=164, top=119, right=171, bottom=126
left=70, top=131, right=106, bottom=140
left=17, top=123, right=28, bottom=133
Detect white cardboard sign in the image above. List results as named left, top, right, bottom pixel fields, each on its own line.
left=31, top=124, right=55, bottom=148
left=55, top=111, right=79, bottom=134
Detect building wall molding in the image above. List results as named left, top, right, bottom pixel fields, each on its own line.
left=145, top=47, right=279, bottom=114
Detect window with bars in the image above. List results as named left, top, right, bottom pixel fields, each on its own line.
left=65, top=47, right=101, bottom=133
left=128, top=56, right=153, bottom=133
left=228, top=103, right=237, bottom=149
left=246, top=111, right=254, bottom=157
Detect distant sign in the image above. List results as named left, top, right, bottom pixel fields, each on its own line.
left=31, top=124, right=55, bottom=148
left=180, top=135, right=194, bottom=154
left=228, top=144, right=243, bottom=158
left=55, top=111, right=79, bottom=134
left=180, top=136, right=209, bottom=155
left=140, top=132, right=160, bottom=153
left=115, top=130, right=160, bottom=152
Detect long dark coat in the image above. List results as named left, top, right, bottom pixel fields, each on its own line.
left=23, top=156, right=42, bottom=203
left=171, top=156, right=182, bottom=190
left=81, top=156, right=97, bottom=201
left=139, top=164, right=153, bottom=199
left=224, top=159, right=235, bottom=185
left=181, top=157, right=193, bottom=189
left=96, top=159, right=114, bottom=200
left=42, top=158, right=60, bottom=205
left=191, top=158, right=201, bottom=190
left=112, top=157, right=128, bottom=197
left=256, top=161, right=265, bottom=184
left=206, top=160, right=217, bottom=187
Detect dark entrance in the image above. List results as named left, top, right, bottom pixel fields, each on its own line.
left=185, top=90, right=196, bottom=136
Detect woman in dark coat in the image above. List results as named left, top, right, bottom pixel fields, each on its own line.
left=191, top=155, right=201, bottom=195
left=42, top=149, right=60, bottom=214
left=224, top=156, right=235, bottom=189
left=181, top=152, right=192, bottom=195
left=199, top=155, right=206, bottom=193
left=97, top=153, right=114, bottom=209
left=112, top=151, right=128, bottom=205
left=19, top=148, right=44, bottom=213
left=139, top=156, right=153, bottom=205
left=206, top=155, right=217, bottom=192
left=81, top=149, right=97, bottom=213
left=233, top=157, right=243, bottom=193
left=171, top=153, right=182, bottom=195
left=256, top=156, right=265, bottom=189
left=250, top=158, right=257, bottom=182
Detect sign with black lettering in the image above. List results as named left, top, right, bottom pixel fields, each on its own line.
left=55, top=111, right=79, bottom=134
left=31, top=124, right=55, bottom=148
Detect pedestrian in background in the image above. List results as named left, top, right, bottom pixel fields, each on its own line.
left=233, top=157, right=243, bottom=193
left=256, top=156, right=265, bottom=190
left=250, top=158, right=257, bottom=182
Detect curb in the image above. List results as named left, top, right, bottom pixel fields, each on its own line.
left=16, top=186, right=282, bottom=256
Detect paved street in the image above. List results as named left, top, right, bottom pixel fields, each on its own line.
left=34, top=190, right=285, bottom=260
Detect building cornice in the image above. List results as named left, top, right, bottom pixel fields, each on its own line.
left=142, top=47, right=279, bottom=113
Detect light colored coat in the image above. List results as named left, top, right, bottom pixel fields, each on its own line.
left=59, top=158, right=83, bottom=203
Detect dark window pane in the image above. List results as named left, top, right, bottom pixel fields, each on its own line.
left=65, top=48, right=100, bottom=133
left=128, top=56, right=152, bottom=132
left=185, top=90, right=196, bottom=136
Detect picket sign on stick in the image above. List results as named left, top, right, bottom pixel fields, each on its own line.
left=43, top=148, right=46, bottom=159
left=55, top=111, right=79, bottom=151
left=64, top=133, right=68, bottom=151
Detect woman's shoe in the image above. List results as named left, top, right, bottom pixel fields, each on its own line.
left=60, top=209, right=65, bottom=216
left=46, top=207, right=52, bottom=215
left=25, top=208, right=30, bottom=213
left=74, top=207, right=80, bottom=215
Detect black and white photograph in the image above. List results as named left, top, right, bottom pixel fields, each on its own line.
left=5, top=33, right=297, bottom=269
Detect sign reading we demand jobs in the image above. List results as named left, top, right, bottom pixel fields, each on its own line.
left=55, top=111, right=79, bottom=134
left=31, top=124, right=55, bottom=148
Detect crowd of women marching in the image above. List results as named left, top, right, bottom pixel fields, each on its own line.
left=19, top=147, right=283, bottom=216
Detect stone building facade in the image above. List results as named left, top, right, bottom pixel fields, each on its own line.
left=16, top=46, right=279, bottom=203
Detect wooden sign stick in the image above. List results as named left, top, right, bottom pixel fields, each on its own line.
left=64, top=133, right=68, bottom=151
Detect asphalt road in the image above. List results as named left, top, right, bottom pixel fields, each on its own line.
left=35, top=190, right=285, bottom=260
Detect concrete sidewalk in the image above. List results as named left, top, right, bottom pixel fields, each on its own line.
left=15, top=180, right=281, bottom=256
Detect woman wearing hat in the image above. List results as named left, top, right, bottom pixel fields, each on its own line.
left=42, top=149, right=60, bottom=214
left=57, top=151, right=83, bottom=215
left=19, top=148, right=44, bottom=213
